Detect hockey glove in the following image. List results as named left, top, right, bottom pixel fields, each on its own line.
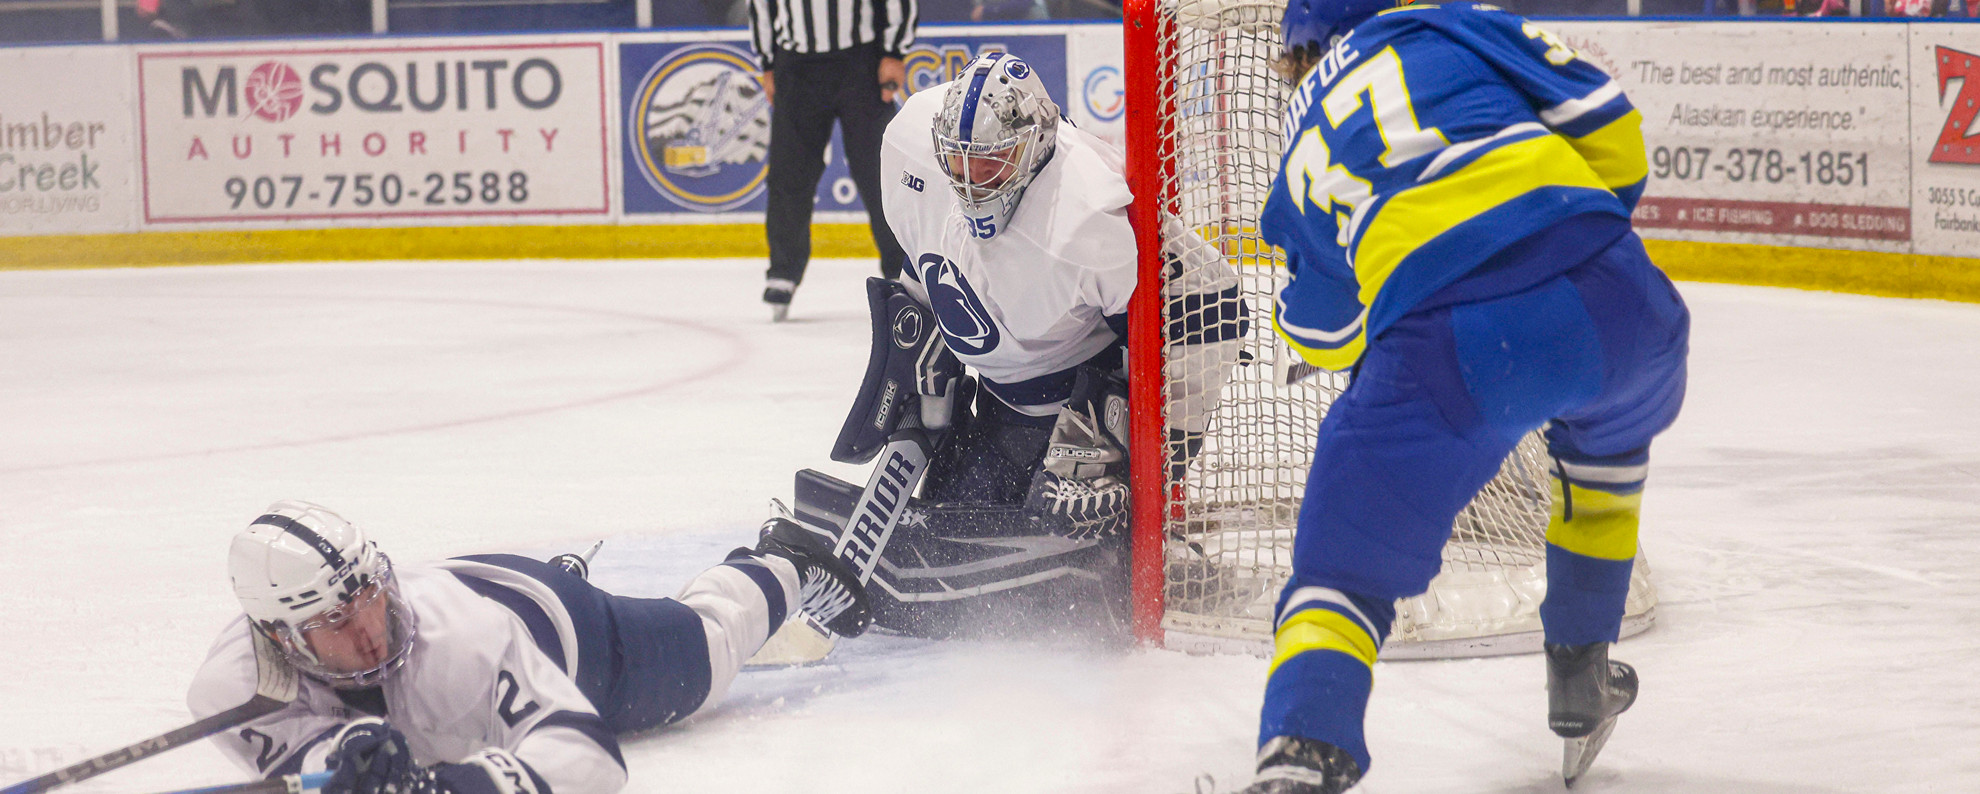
left=329, top=720, right=540, bottom=794
left=1025, top=379, right=1130, bottom=540
left=325, top=719, right=418, bottom=794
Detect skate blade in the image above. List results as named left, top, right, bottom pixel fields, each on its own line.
left=1562, top=717, right=1618, bottom=787
left=744, top=614, right=835, bottom=668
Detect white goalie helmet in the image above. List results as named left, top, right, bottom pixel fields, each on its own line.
left=932, top=52, right=1060, bottom=238
left=229, top=500, right=417, bottom=689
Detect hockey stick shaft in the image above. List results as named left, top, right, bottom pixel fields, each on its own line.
left=2, top=629, right=300, bottom=794
left=0, top=696, right=289, bottom=794
left=154, top=771, right=331, bottom=794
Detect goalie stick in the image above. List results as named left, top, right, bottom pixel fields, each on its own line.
left=829, top=429, right=932, bottom=588
left=1, top=632, right=300, bottom=794
left=743, top=429, right=933, bottom=667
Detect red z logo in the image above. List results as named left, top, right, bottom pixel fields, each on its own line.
left=1933, top=46, right=1980, bottom=165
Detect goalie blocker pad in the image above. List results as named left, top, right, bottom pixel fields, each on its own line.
left=832, top=278, right=963, bottom=464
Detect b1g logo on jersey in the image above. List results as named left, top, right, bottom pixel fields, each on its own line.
left=1932, top=46, right=1980, bottom=165
left=900, top=171, right=924, bottom=192
left=627, top=43, right=771, bottom=211
left=917, top=253, right=1001, bottom=355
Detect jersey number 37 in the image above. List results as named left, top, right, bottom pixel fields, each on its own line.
left=1284, top=23, right=1578, bottom=246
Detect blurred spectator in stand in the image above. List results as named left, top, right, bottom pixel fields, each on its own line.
left=972, top=0, right=1046, bottom=20
left=1882, top=0, right=1974, bottom=15
left=704, top=0, right=748, bottom=25
left=748, top=0, right=916, bottom=321
left=1048, top=0, right=1119, bottom=17
left=134, top=0, right=366, bottom=38
left=135, top=0, right=195, bottom=37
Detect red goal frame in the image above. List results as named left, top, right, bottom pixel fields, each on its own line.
left=1123, top=0, right=1174, bottom=646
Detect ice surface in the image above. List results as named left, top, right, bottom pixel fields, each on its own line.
left=1, top=258, right=1976, bottom=793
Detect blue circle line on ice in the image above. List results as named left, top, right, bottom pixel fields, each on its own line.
left=629, top=43, right=773, bottom=213
left=0, top=295, right=749, bottom=475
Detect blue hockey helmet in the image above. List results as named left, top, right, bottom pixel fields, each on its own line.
left=1281, top=0, right=1418, bottom=56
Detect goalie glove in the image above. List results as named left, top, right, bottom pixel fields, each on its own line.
left=1025, top=371, right=1131, bottom=540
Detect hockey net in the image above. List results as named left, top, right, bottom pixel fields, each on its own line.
left=1120, top=0, right=1656, bottom=658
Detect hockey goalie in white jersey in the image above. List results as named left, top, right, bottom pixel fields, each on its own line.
left=188, top=500, right=869, bottom=794
left=782, top=52, right=1245, bottom=639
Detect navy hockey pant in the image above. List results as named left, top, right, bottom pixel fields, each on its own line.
left=453, top=555, right=740, bottom=734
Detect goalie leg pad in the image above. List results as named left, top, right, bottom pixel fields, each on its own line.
left=790, top=469, right=1129, bottom=640
left=868, top=500, right=1131, bottom=640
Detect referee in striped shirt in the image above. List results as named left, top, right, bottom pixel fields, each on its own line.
left=749, top=0, right=917, bottom=321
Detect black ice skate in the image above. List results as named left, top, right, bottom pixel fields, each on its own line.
left=1547, top=641, right=1639, bottom=787
left=1240, top=736, right=1363, bottom=794
left=736, top=517, right=872, bottom=638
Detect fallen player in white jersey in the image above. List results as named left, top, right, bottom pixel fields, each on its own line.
left=188, top=500, right=869, bottom=794
left=779, top=52, right=1247, bottom=640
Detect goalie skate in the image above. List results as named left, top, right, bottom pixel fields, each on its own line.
left=1548, top=642, right=1638, bottom=787
left=744, top=613, right=837, bottom=668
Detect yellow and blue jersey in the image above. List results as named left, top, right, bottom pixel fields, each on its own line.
left=1262, top=2, right=1648, bottom=371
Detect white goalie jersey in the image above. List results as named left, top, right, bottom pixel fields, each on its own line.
left=881, top=82, right=1244, bottom=428
left=882, top=84, right=1141, bottom=417
left=187, top=566, right=627, bottom=794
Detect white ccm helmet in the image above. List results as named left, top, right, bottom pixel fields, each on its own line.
left=932, top=52, right=1060, bottom=238
left=229, top=500, right=417, bottom=688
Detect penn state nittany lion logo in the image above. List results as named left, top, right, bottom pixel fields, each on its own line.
left=918, top=253, right=1001, bottom=356
left=629, top=44, right=771, bottom=212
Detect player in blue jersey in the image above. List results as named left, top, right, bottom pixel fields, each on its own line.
left=1243, top=1, right=1689, bottom=791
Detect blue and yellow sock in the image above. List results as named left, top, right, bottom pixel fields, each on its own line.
left=1541, top=454, right=1645, bottom=646
left=1259, top=586, right=1394, bottom=773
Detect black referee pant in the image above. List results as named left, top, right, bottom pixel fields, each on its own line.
left=765, top=42, right=906, bottom=299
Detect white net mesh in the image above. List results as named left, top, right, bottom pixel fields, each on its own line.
left=1144, top=0, right=1656, bottom=657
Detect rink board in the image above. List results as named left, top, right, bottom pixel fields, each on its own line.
left=4, top=20, right=1980, bottom=295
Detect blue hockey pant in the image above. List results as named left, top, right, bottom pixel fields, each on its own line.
left=1260, top=232, right=1689, bottom=772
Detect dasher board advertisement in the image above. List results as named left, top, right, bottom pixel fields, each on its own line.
left=618, top=28, right=1068, bottom=218
left=0, top=47, right=138, bottom=235
left=1550, top=22, right=1911, bottom=252
left=136, top=38, right=611, bottom=226
left=1909, top=26, right=1980, bottom=259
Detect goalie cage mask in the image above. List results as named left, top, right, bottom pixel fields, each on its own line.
left=229, top=499, right=419, bottom=689
left=932, top=52, right=1060, bottom=239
